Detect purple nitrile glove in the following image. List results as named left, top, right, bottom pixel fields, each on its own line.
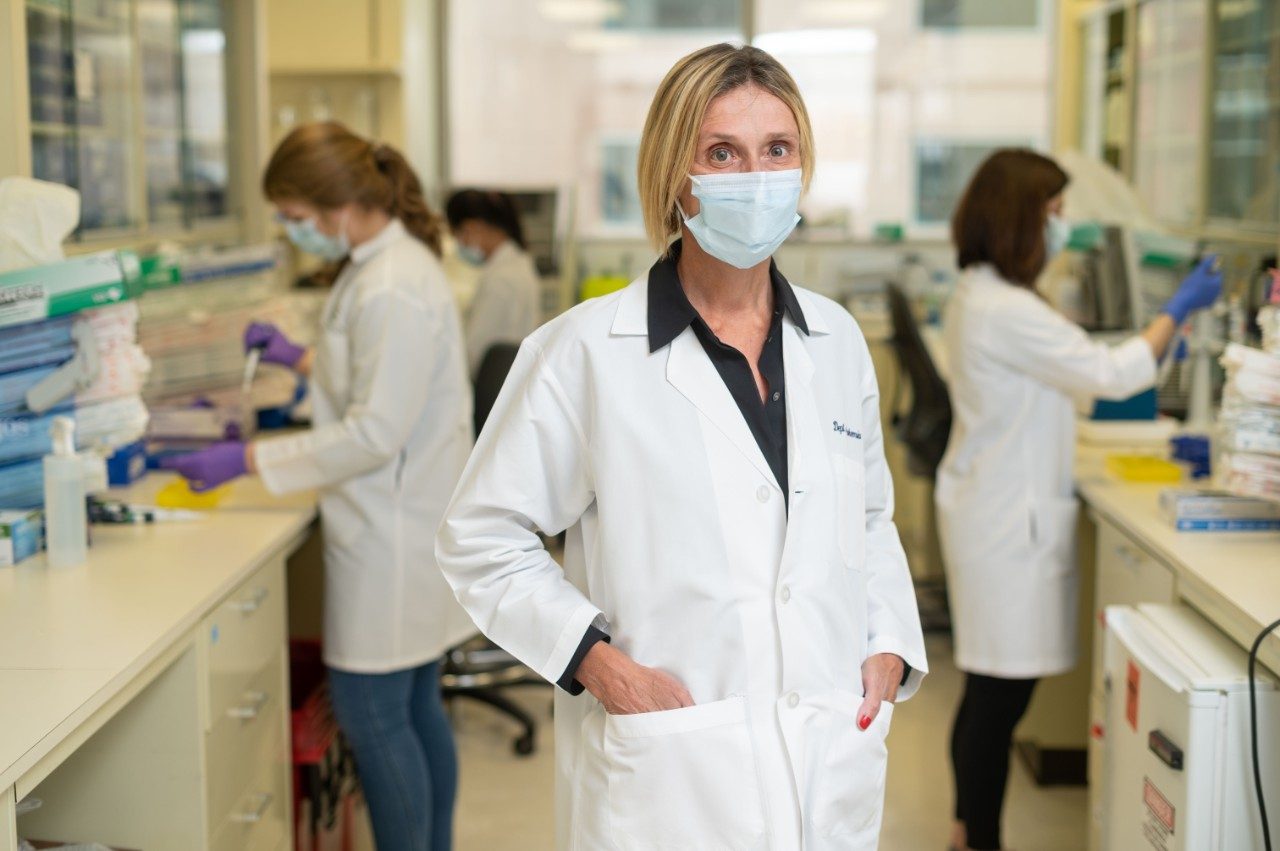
left=1162, top=255, right=1223, bottom=325
left=244, top=322, right=306, bottom=368
left=160, top=441, right=248, bottom=492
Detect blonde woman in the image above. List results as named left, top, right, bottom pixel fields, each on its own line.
left=437, top=44, right=927, bottom=849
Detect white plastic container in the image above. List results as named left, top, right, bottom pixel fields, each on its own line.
left=43, top=415, right=87, bottom=567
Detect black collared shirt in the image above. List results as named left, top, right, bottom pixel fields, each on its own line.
left=647, top=239, right=809, bottom=501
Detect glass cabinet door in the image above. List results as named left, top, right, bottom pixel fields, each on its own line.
left=1133, top=0, right=1206, bottom=226
left=1208, top=0, right=1280, bottom=227
left=139, top=0, right=185, bottom=226
left=181, top=0, right=230, bottom=222
left=27, top=0, right=139, bottom=236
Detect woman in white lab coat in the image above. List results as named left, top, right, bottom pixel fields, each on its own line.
left=936, top=149, right=1221, bottom=851
left=436, top=43, right=927, bottom=850
left=166, top=122, right=473, bottom=851
left=445, top=189, right=542, bottom=376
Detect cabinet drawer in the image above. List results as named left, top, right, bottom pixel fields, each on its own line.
left=207, top=653, right=287, bottom=827
left=1091, top=520, right=1176, bottom=692
left=210, top=730, right=290, bottom=851
left=205, top=558, right=286, bottom=722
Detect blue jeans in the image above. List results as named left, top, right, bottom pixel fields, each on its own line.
left=328, top=660, right=457, bottom=851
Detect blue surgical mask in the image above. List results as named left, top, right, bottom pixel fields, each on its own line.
left=284, top=216, right=349, bottom=261
left=681, top=169, right=803, bottom=269
left=457, top=244, right=486, bottom=267
left=1045, top=214, right=1071, bottom=260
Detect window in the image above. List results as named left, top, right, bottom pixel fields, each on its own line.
left=447, top=0, right=1052, bottom=239
left=920, top=0, right=1041, bottom=30
left=916, top=140, right=1026, bottom=224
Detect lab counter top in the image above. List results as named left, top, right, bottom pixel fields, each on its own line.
left=0, top=475, right=316, bottom=793
left=1074, top=452, right=1280, bottom=675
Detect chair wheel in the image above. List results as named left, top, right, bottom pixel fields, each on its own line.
left=513, top=734, right=535, bottom=756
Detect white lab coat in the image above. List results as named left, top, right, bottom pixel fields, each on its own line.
left=935, top=265, right=1156, bottom=678
left=437, top=273, right=928, bottom=850
left=465, top=239, right=541, bottom=375
left=256, top=219, right=475, bottom=673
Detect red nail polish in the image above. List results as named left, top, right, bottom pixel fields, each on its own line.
left=858, top=715, right=871, bottom=730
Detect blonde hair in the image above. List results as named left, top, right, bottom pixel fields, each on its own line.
left=637, top=43, right=815, bottom=254
left=263, top=121, right=444, bottom=257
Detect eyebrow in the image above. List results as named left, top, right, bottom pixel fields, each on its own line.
left=700, top=131, right=799, bottom=145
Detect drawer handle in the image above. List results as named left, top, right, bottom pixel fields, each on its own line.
left=230, top=587, right=269, bottom=615
left=1115, top=545, right=1141, bottom=568
left=231, top=791, right=273, bottom=823
left=228, top=691, right=270, bottom=720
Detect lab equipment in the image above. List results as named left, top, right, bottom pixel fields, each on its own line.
left=0, top=459, right=45, bottom=509
left=154, top=478, right=227, bottom=510
left=1217, top=343, right=1280, bottom=503
left=105, top=441, right=147, bottom=487
left=1105, top=454, right=1184, bottom=483
left=0, top=177, right=78, bottom=274
left=42, top=416, right=86, bottom=567
left=1159, top=487, right=1280, bottom=531
left=242, top=347, right=261, bottom=398
left=0, top=316, right=75, bottom=375
left=1099, top=605, right=1279, bottom=850
left=0, top=251, right=142, bottom=330
left=87, top=498, right=201, bottom=525
left=0, top=508, right=42, bottom=566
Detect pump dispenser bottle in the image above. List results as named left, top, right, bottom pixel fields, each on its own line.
left=44, top=415, right=87, bottom=567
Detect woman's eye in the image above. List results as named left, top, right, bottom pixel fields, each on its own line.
left=710, top=148, right=731, bottom=164
left=769, top=144, right=789, bottom=159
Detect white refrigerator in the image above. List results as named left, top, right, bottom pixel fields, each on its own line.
left=1100, top=604, right=1280, bottom=850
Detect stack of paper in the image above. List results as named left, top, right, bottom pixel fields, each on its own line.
left=1217, top=343, right=1280, bottom=503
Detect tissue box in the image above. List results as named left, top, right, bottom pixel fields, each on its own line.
left=0, top=509, right=43, bottom=566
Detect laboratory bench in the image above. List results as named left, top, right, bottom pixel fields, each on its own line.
left=0, top=475, right=317, bottom=851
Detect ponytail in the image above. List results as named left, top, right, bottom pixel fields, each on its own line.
left=371, top=144, right=444, bottom=257
left=263, top=121, right=444, bottom=259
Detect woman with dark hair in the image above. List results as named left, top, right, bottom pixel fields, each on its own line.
left=445, top=189, right=541, bottom=376
left=936, top=148, right=1221, bottom=851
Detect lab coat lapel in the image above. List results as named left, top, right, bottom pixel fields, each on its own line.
left=665, top=328, right=780, bottom=490
left=781, top=317, right=822, bottom=539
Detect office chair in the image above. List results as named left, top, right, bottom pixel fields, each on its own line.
left=885, top=283, right=952, bottom=477
left=442, top=342, right=546, bottom=756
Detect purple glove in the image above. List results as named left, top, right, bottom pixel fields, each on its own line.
left=1162, top=255, right=1223, bottom=325
left=161, top=441, right=248, bottom=492
left=244, top=322, right=306, bottom=368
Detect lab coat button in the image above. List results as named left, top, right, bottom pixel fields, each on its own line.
left=780, top=585, right=791, bottom=603
left=756, top=485, right=770, bottom=503
left=787, top=692, right=799, bottom=708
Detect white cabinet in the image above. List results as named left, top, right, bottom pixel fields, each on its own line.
left=11, top=558, right=293, bottom=850
left=1087, top=515, right=1178, bottom=850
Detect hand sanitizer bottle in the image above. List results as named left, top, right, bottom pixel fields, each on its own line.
left=44, top=416, right=87, bottom=567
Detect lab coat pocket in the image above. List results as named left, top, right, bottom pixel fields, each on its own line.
left=835, top=455, right=867, bottom=568
left=1029, top=497, right=1080, bottom=580
left=812, top=696, right=893, bottom=846
left=603, top=695, right=765, bottom=849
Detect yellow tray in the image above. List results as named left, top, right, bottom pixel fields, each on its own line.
left=155, top=478, right=228, bottom=510
left=1105, top=454, right=1184, bottom=483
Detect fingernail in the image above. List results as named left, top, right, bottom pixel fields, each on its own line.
left=859, top=715, right=871, bottom=730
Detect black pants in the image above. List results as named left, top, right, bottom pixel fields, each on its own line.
left=949, top=672, right=1039, bottom=850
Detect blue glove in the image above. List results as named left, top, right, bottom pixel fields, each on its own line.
left=160, top=441, right=248, bottom=492
left=1162, top=256, right=1222, bottom=325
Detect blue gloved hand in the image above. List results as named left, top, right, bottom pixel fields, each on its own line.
left=1162, top=255, right=1223, bottom=325
left=160, top=441, right=248, bottom=492
left=244, top=322, right=306, bottom=368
